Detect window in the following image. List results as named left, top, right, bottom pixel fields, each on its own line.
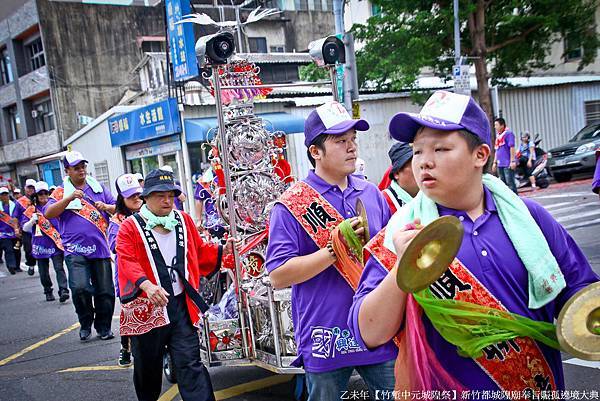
left=25, top=37, right=45, bottom=72
left=248, top=37, right=268, bottom=53
left=294, top=0, right=308, bottom=11
left=5, top=105, right=20, bottom=142
left=0, top=48, right=13, bottom=85
left=142, top=41, right=166, bottom=53
left=32, top=98, right=55, bottom=134
left=270, top=46, right=285, bottom=53
left=564, top=36, right=582, bottom=61
left=94, top=161, right=110, bottom=188
left=585, top=100, right=600, bottom=125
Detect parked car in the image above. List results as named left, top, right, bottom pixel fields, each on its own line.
left=547, top=123, right=600, bottom=182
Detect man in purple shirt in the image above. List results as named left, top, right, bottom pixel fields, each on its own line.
left=350, top=91, right=599, bottom=393
left=0, top=186, right=25, bottom=275
left=45, top=151, right=117, bottom=342
left=266, top=101, right=396, bottom=400
left=493, top=117, right=518, bottom=194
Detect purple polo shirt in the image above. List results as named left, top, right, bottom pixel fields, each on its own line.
left=266, top=170, right=396, bottom=373
left=46, top=183, right=115, bottom=259
left=31, top=204, right=62, bottom=259
left=496, top=129, right=515, bottom=168
left=592, top=155, right=600, bottom=194
left=0, top=201, right=25, bottom=239
left=349, top=187, right=599, bottom=390
left=108, top=219, right=122, bottom=296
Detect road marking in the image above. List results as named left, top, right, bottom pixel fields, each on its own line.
left=564, top=359, right=600, bottom=370
left=59, top=365, right=133, bottom=372
left=549, top=202, right=599, bottom=215
left=556, top=209, right=600, bottom=224
left=564, top=217, right=600, bottom=230
left=543, top=201, right=575, bottom=210
left=156, top=374, right=293, bottom=401
left=531, top=191, right=591, bottom=200
left=0, top=322, right=79, bottom=367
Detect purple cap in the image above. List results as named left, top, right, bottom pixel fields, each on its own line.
left=62, top=151, right=88, bottom=167
left=389, top=91, right=491, bottom=145
left=304, top=101, right=369, bottom=147
left=116, top=173, right=143, bottom=198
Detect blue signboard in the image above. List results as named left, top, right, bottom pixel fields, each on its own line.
left=166, top=0, right=199, bottom=81
left=108, top=98, right=181, bottom=147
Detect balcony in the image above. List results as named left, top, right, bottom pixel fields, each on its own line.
left=19, top=65, right=49, bottom=100
left=1, top=129, right=60, bottom=164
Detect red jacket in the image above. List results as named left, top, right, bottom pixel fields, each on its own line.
left=116, top=210, right=221, bottom=334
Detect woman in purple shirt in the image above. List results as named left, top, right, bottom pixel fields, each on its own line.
left=351, top=91, right=599, bottom=394
left=593, top=151, right=600, bottom=196
left=22, top=181, right=69, bottom=303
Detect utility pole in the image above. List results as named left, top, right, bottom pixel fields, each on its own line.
left=332, top=0, right=357, bottom=113
left=454, top=0, right=460, bottom=65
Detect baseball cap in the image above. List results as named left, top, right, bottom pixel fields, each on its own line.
left=388, top=91, right=491, bottom=145
left=160, top=165, right=174, bottom=173
left=388, top=143, right=413, bottom=175
left=63, top=151, right=88, bottom=167
left=134, top=173, right=144, bottom=182
left=25, top=179, right=37, bottom=188
left=304, top=101, right=369, bottom=147
left=35, top=181, right=49, bottom=193
left=0, top=187, right=9, bottom=194
left=13, top=188, right=21, bottom=194
left=141, top=169, right=181, bottom=198
left=116, top=173, right=143, bottom=198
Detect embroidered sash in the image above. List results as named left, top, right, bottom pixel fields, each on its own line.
left=364, top=229, right=557, bottom=395
left=277, top=181, right=363, bottom=290
left=24, top=206, right=63, bottom=251
left=51, top=187, right=108, bottom=236
left=0, top=210, right=18, bottom=234
left=17, top=197, right=31, bottom=209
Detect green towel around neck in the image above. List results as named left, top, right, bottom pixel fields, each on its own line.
left=139, top=205, right=179, bottom=231
left=63, top=176, right=103, bottom=210
left=383, top=173, right=565, bottom=309
left=389, top=181, right=415, bottom=205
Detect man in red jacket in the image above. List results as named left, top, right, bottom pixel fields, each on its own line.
left=116, top=169, right=233, bottom=401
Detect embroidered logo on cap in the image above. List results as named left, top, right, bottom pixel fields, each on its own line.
left=420, top=91, right=470, bottom=124
left=316, top=101, right=352, bottom=129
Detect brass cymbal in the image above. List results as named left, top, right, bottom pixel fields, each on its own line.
left=396, top=215, right=464, bottom=293
left=356, top=199, right=370, bottom=244
left=557, top=282, right=600, bottom=361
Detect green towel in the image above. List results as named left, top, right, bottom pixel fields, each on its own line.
left=139, top=205, right=179, bottom=231
left=389, top=181, right=414, bottom=205
left=63, top=176, right=103, bottom=210
left=383, top=173, right=565, bottom=309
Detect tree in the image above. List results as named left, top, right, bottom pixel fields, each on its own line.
left=353, top=0, right=600, bottom=124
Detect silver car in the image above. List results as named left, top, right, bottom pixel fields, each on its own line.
left=547, top=123, right=600, bottom=182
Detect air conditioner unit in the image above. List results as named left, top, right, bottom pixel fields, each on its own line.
left=31, top=110, right=39, bottom=118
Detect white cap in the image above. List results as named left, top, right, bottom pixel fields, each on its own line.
left=35, top=181, right=49, bottom=193
left=200, top=168, right=214, bottom=183
left=0, top=187, right=9, bottom=194
left=13, top=188, right=21, bottom=194
left=63, top=150, right=88, bottom=167
left=49, top=185, right=57, bottom=190
left=134, top=173, right=144, bottom=181
left=25, top=179, right=37, bottom=188
left=116, top=173, right=143, bottom=198
left=160, top=165, right=174, bottom=173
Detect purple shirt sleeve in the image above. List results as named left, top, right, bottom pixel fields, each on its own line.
left=15, top=202, right=27, bottom=226
left=348, top=255, right=389, bottom=350
left=523, top=198, right=599, bottom=312
left=593, top=156, right=600, bottom=194
left=506, top=131, right=515, bottom=148
left=265, top=203, right=302, bottom=273
left=102, top=184, right=116, bottom=205
left=107, top=221, right=119, bottom=254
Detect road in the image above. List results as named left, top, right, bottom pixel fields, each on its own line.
left=0, top=178, right=599, bottom=401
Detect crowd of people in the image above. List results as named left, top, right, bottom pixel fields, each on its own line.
left=1, top=90, right=600, bottom=401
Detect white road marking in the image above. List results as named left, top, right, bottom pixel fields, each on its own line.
left=564, top=217, right=600, bottom=230
left=550, top=202, right=599, bottom=215
left=556, top=210, right=600, bottom=224
left=530, top=191, right=591, bottom=200
left=564, top=359, right=600, bottom=370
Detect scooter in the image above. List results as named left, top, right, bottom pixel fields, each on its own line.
left=515, top=134, right=550, bottom=189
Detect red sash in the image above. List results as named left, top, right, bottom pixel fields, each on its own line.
left=24, top=206, right=64, bottom=252
left=120, top=296, right=168, bottom=336
left=277, top=181, right=364, bottom=290
left=364, top=229, right=557, bottom=394
left=0, top=210, right=18, bottom=229
left=17, top=197, right=31, bottom=209
left=51, top=187, right=108, bottom=236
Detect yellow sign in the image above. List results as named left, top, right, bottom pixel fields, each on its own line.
left=352, top=102, right=360, bottom=119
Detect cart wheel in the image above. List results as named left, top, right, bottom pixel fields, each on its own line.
left=292, top=374, right=308, bottom=401
left=163, top=351, right=177, bottom=384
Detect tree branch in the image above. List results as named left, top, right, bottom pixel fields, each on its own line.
left=487, top=24, right=542, bottom=53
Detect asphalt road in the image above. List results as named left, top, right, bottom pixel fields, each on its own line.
left=0, top=177, right=599, bottom=401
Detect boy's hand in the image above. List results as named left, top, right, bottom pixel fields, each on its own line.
left=392, top=218, right=422, bottom=261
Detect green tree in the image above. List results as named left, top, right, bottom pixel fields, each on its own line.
left=353, top=0, right=599, bottom=122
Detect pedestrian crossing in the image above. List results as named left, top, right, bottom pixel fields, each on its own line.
left=529, top=191, right=600, bottom=230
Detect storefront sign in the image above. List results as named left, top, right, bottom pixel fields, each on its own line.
left=109, top=98, right=181, bottom=147
left=166, top=0, right=199, bottom=81
left=124, top=135, right=182, bottom=160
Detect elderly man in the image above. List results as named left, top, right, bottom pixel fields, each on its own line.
left=0, top=186, right=25, bottom=274
left=45, top=151, right=116, bottom=341
left=382, top=142, right=419, bottom=214
left=116, top=169, right=235, bottom=401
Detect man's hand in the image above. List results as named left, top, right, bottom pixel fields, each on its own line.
left=95, top=201, right=110, bottom=212
left=491, top=161, right=498, bottom=174
left=392, top=218, right=422, bottom=260
left=510, top=161, right=517, bottom=170
left=223, top=236, right=242, bottom=259
left=139, top=280, right=169, bottom=307
left=348, top=216, right=366, bottom=243
left=69, top=190, right=84, bottom=202
left=527, top=160, right=532, bottom=168
left=31, top=213, right=39, bottom=223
